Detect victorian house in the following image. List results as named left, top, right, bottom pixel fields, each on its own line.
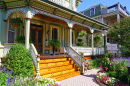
left=0, top=0, right=109, bottom=80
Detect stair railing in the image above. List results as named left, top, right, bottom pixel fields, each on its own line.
left=30, top=44, right=40, bottom=77
left=67, top=46, right=84, bottom=74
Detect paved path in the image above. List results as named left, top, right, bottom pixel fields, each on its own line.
left=59, top=69, right=100, bottom=86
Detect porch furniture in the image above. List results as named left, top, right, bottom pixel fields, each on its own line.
left=60, top=47, right=66, bottom=54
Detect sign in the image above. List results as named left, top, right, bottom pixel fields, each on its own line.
left=107, top=44, right=118, bottom=53
left=48, top=0, right=70, bottom=8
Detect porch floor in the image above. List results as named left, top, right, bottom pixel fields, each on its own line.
left=39, top=54, right=68, bottom=60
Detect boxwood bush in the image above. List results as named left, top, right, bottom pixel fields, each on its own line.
left=5, top=44, right=34, bottom=77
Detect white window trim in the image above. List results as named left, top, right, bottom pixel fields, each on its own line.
left=90, top=8, right=95, bottom=16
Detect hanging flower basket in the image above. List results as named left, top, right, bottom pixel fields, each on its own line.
left=11, top=18, right=23, bottom=28
left=13, top=23, right=20, bottom=28
left=94, top=35, right=102, bottom=40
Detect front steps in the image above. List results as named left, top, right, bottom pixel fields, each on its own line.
left=34, top=57, right=81, bottom=81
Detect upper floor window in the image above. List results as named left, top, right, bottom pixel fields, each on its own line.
left=90, top=8, right=95, bottom=16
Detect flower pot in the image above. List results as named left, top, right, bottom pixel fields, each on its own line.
left=13, top=23, right=20, bottom=28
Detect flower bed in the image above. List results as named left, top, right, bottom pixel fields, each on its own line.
left=0, top=66, right=63, bottom=86
left=96, top=55, right=130, bottom=86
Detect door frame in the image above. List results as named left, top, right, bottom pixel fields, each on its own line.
left=30, top=26, right=43, bottom=54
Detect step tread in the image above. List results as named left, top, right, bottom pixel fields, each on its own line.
left=39, top=60, right=72, bottom=64
left=51, top=71, right=81, bottom=81
left=41, top=68, right=76, bottom=78
left=39, top=63, right=74, bottom=69
left=39, top=65, right=75, bottom=75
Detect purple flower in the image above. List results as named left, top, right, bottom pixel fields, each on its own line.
left=3, top=68, right=6, bottom=72
left=10, top=69, right=13, bottom=74
left=0, top=66, right=3, bottom=70
left=8, top=77, right=11, bottom=83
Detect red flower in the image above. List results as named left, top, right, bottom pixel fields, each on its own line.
left=100, top=65, right=102, bottom=68
left=101, top=61, right=103, bottom=62
left=105, top=67, right=107, bottom=70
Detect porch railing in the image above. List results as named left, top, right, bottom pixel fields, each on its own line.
left=29, top=44, right=40, bottom=77
left=72, top=46, right=104, bottom=56
left=67, top=46, right=84, bottom=74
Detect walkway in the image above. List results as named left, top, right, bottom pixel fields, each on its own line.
left=59, top=69, right=100, bottom=86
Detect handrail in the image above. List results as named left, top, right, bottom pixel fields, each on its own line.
left=67, top=46, right=83, bottom=67
left=67, top=46, right=84, bottom=74
left=30, top=44, right=40, bottom=77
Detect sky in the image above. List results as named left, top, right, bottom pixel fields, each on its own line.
left=77, top=0, right=130, bottom=13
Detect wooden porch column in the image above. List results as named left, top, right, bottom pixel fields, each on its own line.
left=90, top=29, right=94, bottom=55
left=25, top=8, right=31, bottom=49
left=67, top=21, right=74, bottom=47
left=69, top=28, right=72, bottom=47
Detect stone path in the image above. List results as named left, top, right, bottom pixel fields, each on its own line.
left=59, top=69, right=100, bottom=86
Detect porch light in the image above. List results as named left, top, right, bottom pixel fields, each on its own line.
left=102, top=28, right=107, bottom=54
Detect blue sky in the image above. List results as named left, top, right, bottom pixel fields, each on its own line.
left=77, top=0, right=130, bottom=13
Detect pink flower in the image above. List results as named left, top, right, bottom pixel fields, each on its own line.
left=100, top=65, right=102, bottom=68
left=101, top=61, right=103, bottom=62
left=119, top=61, right=121, bottom=63
left=36, top=78, right=38, bottom=80
left=110, top=63, right=111, bottom=65
left=105, top=67, right=107, bottom=70
left=107, top=58, right=109, bottom=61
left=49, top=84, right=52, bottom=85
left=114, top=70, right=115, bottom=71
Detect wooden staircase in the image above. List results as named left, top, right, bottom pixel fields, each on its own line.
left=34, top=56, right=81, bottom=81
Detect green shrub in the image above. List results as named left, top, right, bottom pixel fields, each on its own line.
left=89, top=58, right=103, bottom=68
left=108, top=71, right=118, bottom=78
left=119, top=68, right=128, bottom=83
left=5, top=44, right=34, bottom=77
left=77, top=41, right=86, bottom=46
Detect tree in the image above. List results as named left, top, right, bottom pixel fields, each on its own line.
left=109, top=17, right=130, bottom=57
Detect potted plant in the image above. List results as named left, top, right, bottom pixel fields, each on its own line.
left=11, top=18, right=23, bottom=28
left=94, top=35, right=102, bottom=40
left=78, top=30, right=87, bottom=37
left=48, top=39, right=61, bottom=55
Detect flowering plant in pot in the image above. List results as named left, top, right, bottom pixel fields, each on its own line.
left=11, top=18, right=23, bottom=28
left=48, top=39, right=61, bottom=55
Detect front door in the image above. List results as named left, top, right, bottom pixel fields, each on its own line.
left=30, top=24, right=43, bottom=54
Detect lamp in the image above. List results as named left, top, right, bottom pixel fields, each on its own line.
left=102, top=28, right=107, bottom=54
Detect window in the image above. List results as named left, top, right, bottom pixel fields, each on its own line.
left=52, top=27, right=58, bottom=40
left=90, top=8, right=95, bottom=16
left=8, top=20, right=15, bottom=43
left=107, top=38, right=110, bottom=43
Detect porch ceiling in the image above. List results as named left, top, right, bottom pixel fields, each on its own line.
left=0, top=0, right=109, bottom=30
left=33, top=14, right=67, bottom=25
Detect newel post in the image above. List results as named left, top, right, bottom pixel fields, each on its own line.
left=81, top=53, right=84, bottom=75
left=36, top=54, right=40, bottom=77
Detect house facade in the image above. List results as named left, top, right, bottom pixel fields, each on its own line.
left=80, top=3, right=130, bottom=43
left=0, top=0, right=109, bottom=58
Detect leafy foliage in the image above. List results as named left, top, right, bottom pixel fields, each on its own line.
left=89, top=58, right=103, bottom=68
left=77, top=41, right=86, bottom=46
left=15, top=36, right=32, bottom=44
left=11, top=18, right=23, bottom=24
left=109, top=17, right=130, bottom=57
left=94, top=35, right=102, bottom=47
left=78, top=30, right=87, bottom=37
left=48, top=39, right=61, bottom=54
left=5, top=44, right=34, bottom=77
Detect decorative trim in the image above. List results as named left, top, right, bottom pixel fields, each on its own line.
left=5, top=7, right=93, bottom=30
left=5, top=8, right=27, bottom=20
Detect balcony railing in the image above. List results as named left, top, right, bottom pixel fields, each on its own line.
left=101, top=4, right=129, bottom=16
left=72, top=46, right=104, bottom=56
